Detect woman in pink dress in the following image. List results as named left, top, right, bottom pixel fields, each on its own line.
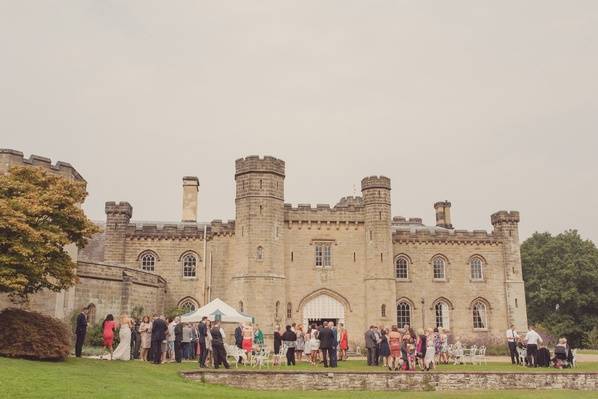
left=101, top=314, right=117, bottom=360
left=339, top=323, right=349, bottom=361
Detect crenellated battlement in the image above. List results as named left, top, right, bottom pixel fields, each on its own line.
left=105, top=201, right=133, bottom=218
left=125, top=219, right=235, bottom=240
left=393, top=228, right=498, bottom=245
left=0, top=148, right=85, bottom=181
left=284, top=202, right=365, bottom=224
left=392, top=216, right=424, bottom=225
left=491, top=210, right=520, bottom=226
left=360, top=175, right=391, bottom=191
left=235, top=155, right=285, bottom=178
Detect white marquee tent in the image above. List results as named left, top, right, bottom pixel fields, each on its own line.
left=179, top=298, right=252, bottom=323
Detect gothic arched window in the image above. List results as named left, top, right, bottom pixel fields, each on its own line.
left=139, top=251, right=157, bottom=272
left=472, top=301, right=488, bottom=329
left=182, top=253, right=197, bottom=278
left=432, top=256, right=446, bottom=280
left=435, top=301, right=450, bottom=329
left=397, top=301, right=411, bottom=327
left=470, top=257, right=484, bottom=280
left=257, top=246, right=264, bottom=260
left=178, top=298, right=199, bottom=313
left=395, top=256, right=409, bottom=279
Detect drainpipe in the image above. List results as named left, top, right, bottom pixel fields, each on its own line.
left=421, top=297, right=425, bottom=330
left=203, top=224, right=207, bottom=304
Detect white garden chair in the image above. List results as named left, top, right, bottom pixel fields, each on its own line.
left=224, top=344, right=247, bottom=368
left=273, top=343, right=288, bottom=366
left=463, top=345, right=477, bottom=364
left=452, top=345, right=464, bottom=365
left=252, top=348, right=271, bottom=368
left=473, top=346, right=487, bottom=365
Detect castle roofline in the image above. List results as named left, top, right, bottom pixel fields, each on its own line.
left=0, top=148, right=85, bottom=182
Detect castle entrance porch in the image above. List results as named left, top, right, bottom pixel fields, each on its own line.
left=302, top=294, right=345, bottom=328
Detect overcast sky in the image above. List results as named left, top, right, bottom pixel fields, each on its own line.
left=1, top=1, right=597, bottom=243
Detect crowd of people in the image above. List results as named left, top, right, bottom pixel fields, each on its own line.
left=74, top=306, right=575, bottom=370
left=364, top=324, right=449, bottom=371
left=506, top=324, right=574, bottom=368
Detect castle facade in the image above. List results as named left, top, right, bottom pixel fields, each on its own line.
left=1, top=150, right=528, bottom=345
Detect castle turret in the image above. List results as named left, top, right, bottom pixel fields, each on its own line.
left=361, top=176, right=397, bottom=328
left=104, top=201, right=132, bottom=264
left=491, top=210, right=528, bottom=331
left=232, top=156, right=286, bottom=332
left=434, top=201, right=453, bottom=229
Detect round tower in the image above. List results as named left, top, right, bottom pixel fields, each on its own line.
left=231, top=156, right=286, bottom=333
left=361, top=176, right=397, bottom=328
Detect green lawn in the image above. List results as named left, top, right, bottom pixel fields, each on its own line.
left=1, top=357, right=596, bottom=399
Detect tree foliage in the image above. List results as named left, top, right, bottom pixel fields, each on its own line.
left=521, top=230, right=598, bottom=348
left=0, top=166, right=100, bottom=303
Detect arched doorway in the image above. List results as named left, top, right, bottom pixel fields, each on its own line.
left=302, top=294, right=345, bottom=327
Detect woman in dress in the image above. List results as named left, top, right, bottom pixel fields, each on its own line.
left=295, top=324, right=305, bottom=362
left=242, top=323, right=254, bottom=363
left=303, top=330, right=311, bottom=363
left=112, top=314, right=132, bottom=361
left=309, top=324, right=320, bottom=366
left=379, top=328, right=391, bottom=368
left=139, top=315, right=152, bottom=361
left=338, top=323, right=348, bottom=361
left=388, top=325, right=402, bottom=371
left=424, top=328, right=436, bottom=371
left=439, top=328, right=449, bottom=364
left=253, top=324, right=264, bottom=349
left=433, top=327, right=442, bottom=365
left=101, top=314, right=117, bottom=360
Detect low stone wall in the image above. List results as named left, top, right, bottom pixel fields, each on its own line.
left=181, top=370, right=597, bottom=391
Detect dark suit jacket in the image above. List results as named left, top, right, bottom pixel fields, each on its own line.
left=198, top=322, right=207, bottom=344
left=318, top=327, right=334, bottom=349
left=151, top=318, right=167, bottom=342
left=234, top=326, right=243, bottom=347
left=331, top=328, right=338, bottom=348
left=75, top=313, right=87, bottom=334
left=211, top=327, right=224, bottom=346
left=364, top=330, right=376, bottom=349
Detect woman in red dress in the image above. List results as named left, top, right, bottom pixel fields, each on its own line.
left=101, top=314, right=117, bottom=360
left=339, top=323, right=349, bottom=361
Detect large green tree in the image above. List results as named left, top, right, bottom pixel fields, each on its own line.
left=521, top=230, right=598, bottom=348
left=0, top=165, right=99, bottom=303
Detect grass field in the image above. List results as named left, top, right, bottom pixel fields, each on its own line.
left=1, top=357, right=597, bottom=399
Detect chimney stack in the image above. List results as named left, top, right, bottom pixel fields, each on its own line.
left=182, top=176, right=199, bottom=222
left=434, top=201, right=453, bottom=229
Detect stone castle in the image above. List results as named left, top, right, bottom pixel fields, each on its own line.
left=1, top=149, right=528, bottom=344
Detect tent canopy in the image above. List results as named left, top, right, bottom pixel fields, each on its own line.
left=180, top=298, right=252, bottom=323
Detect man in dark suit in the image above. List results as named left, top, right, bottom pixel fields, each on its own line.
left=198, top=316, right=208, bottom=368
left=318, top=321, right=335, bottom=367
left=151, top=314, right=168, bottom=364
left=174, top=318, right=183, bottom=363
left=234, top=323, right=244, bottom=364
left=74, top=306, right=89, bottom=358
left=330, top=322, right=338, bottom=368
left=210, top=322, right=230, bottom=369
left=364, top=325, right=376, bottom=366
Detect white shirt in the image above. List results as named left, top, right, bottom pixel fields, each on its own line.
left=220, top=328, right=226, bottom=339
left=506, top=328, right=518, bottom=342
left=525, top=330, right=543, bottom=345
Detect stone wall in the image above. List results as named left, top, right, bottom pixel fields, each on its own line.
left=182, top=370, right=597, bottom=391
left=75, top=261, right=166, bottom=322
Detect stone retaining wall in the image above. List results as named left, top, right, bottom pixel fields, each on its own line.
left=182, top=370, right=597, bottom=391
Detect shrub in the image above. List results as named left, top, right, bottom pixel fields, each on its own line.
left=84, top=323, right=120, bottom=348
left=0, top=308, right=71, bottom=361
